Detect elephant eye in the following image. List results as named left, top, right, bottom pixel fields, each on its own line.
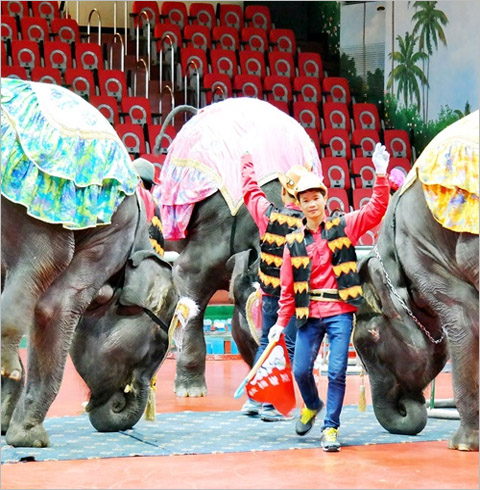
left=117, top=304, right=143, bottom=316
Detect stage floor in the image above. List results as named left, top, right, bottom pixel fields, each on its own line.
left=1, top=356, right=478, bottom=489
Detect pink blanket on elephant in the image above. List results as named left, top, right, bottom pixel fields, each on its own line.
left=153, top=98, right=321, bottom=240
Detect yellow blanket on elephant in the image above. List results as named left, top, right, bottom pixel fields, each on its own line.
left=402, top=111, right=479, bottom=234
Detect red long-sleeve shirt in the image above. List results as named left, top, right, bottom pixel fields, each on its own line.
left=241, top=154, right=301, bottom=238
left=276, top=175, right=390, bottom=326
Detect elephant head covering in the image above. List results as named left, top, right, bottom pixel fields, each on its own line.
left=155, top=97, right=322, bottom=240
left=1, top=78, right=139, bottom=230
left=401, top=110, right=479, bottom=234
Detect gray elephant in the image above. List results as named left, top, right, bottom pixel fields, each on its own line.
left=1, top=79, right=177, bottom=447
left=154, top=98, right=321, bottom=397
left=353, top=111, right=479, bottom=451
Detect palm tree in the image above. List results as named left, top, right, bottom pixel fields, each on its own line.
left=411, top=1, right=448, bottom=120
left=387, top=32, right=428, bottom=109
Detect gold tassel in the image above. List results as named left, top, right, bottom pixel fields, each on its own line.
left=358, top=369, right=366, bottom=412
left=144, top=375, right=157, bottom=421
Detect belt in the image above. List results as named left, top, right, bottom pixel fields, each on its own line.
left=309, top=289, right=340, bottom=302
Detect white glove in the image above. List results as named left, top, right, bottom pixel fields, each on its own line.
left=371, top=143, right=390, bottom=175
left=268, top=324, right=284, bottom=343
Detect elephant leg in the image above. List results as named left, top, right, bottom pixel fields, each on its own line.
left=1, top=362, right=24, bottom=435
left=172, top=243, right=230, bottom=397
left=6, top=229, right=134, bottom=447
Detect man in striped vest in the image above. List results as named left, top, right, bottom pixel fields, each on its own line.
left=240, top=152, right=309, bottom=421
left=268, top=143, right=390, bottom=451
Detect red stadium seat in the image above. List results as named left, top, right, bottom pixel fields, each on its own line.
left=161, top=1, right=188, bottom=30
left=322, top=77, right=351, bottom=105
left=320, top=128, right=351, bottom=160
left=90, top=95, right=120, bottom=125
left=202, top=73, right=232, bottom=105
left=297, top=52, right=324, bottom=81
left=263, top=75, right=292, bottom=104
left=180, top=47, right=208, bottom=78
left=121, top=96, right=156, bottom=126
left=1, top=1, right=29, bottom=19
left=244, top=5, right=272, bottom=31
left=116, top=123, right=147, bottom=156
left=20, top=17, right=50, bottom=43
left=31, top=66, right=62, bottom=85
left=212, top=26, right=240, bottom=52
left=384, top=129, right=413, bottom=162
left=130, top=1, right=161, bottom=29
left=268, top=100, right=290, bottom=115
left=218, top=4, right=244, bottom=31
left=233, top=74, right=263, bottom=99
left=387, top=157, right=412, bottom=177
left=98, top=69, right=129, bottom=102
left=189, top=3, right=216, bottom=31
left=148, top=124, right=177, bottom=154
left=326, top=188, right=350, bottom=215
left=239, top=50, right=267, bottom=80
left=351, top=129, right=380, bottom=158
left=322, top=102, right=352, bottom=133
left=352, top=188, right=373, bottom=210
left=351, top=158, right=375, bottom=188
left=65, top=68, right=96, bottom=99
left=352, top=102, right=381, bottom=132
left=269, top=28, right=296, bottom=54
left=304, top=128, right=321, bottom=155
left=11, top=39, right=41, bottom=70
left=210, top=49, right=238, bottom=79
left=357, top=223, right=381, bottom=246
left=43, top=41, right=73, bottom=74
left=31, top=1, right=60, bottom=22
left=2, top=65, right=28, bottom=79
left=184, top=25, right=211, bottom=51
left=293, top=101, right=321, bottom=132
left=51, top=19, right=81, bottom=45
left=1, top=39, right=8, bottom=65
left=268, top=51, right=295, bottom=80
left=1, top=15, right=19, bottom=44
left=153, top=23, right=182, bottom=59
left=293, top=76, right=322, bottom=104
left=75, top=42, right=105, bottom=71
left=241, top=27, right=268, bottom=52
left=321, top=157, right=351, bottom=189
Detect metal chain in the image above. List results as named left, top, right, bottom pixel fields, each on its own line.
left=373, top=246, right=445, bottom=344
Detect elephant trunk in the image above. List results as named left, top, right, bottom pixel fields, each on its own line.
left=88, top=379, right=149, bottom=432
left=370, top=373, right=427, bottom=436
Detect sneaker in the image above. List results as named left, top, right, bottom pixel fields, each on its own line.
left=295, top=407, right=318, bottom=435
left=260, top=405, right=293, bottom=422
left=241, top=399, right=261, bottom=416
left=320, top=427, right=341, bottom=452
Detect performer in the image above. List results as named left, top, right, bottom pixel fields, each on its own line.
left=240, top=152, right=309, bottom=421
left=268, top=143, right=390, bottom=451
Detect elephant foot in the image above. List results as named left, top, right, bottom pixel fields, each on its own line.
left=5, top=422, right=50, bottom=448
left=174, top=374, right=207, bottom=397
left=448, top=426, right=479, bottom=451
left=1, top=349, right=22, bottom=381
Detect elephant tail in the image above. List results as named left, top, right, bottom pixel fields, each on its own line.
left=154, top=105, right=198, bottom=154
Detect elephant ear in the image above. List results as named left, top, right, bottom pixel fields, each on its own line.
left=119, top=250, right=173, bottom=313
left=359, top=254, right=401, bottom=320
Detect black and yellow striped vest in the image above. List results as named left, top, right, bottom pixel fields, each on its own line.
left=258, top=206, right=303, bottom=296
left=286, top=216, right=364, bottom=327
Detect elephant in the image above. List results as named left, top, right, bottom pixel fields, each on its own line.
left=154, top=97, right=321, bottom=397
left=353, top=112, right=479, bottom=451
left=1, top=78, right=178, bottom=447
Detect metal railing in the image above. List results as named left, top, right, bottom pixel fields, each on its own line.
left=87, top=8, right=102, bottom=46
left=159, top=34, right=175, bottom=95
left=134, top=59, right=149, bottom=98
left=109, top=33, right=124, bottom=71
left=136, top=10, right=151, bottom=79
left=184, top=59, right=200, bottom=114
left=159, top=84, right=175, bottom=129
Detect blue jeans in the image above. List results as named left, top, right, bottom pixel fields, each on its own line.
left=293, top=313, right=353, bottom=430
left=250, top=295, right=297, bottom=409
left=253, top=294, right=297, bottom=365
